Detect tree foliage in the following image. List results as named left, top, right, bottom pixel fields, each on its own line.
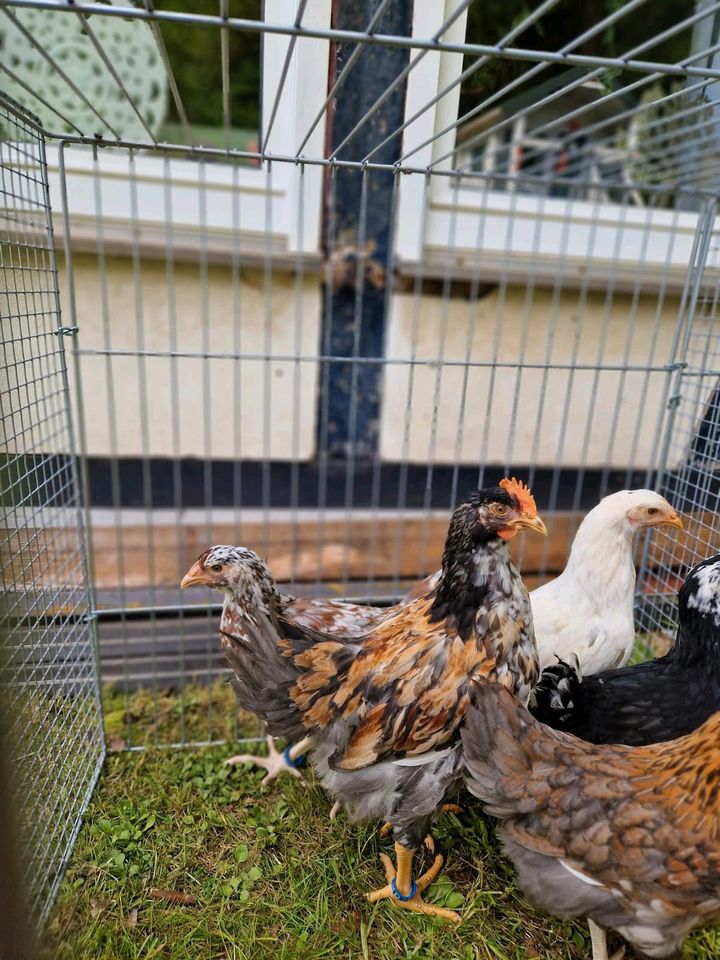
left=460, top=0, right=697, bottom=117
left=154, top=0, right=261, bottom=131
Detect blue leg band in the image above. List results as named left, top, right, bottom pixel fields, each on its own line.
left=390, top=878, right=417, bottom=902
left=282, top=746, right=306, bottom=769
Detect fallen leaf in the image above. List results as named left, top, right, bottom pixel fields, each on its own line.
left=124, top=908, right=138, bottom=928
left=108, top=736, right=127, bottom=752
left=148, top=887, right=196, bottom=906
left=89, top=897, right=108, bottom=917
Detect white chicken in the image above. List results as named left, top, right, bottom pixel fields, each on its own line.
left=531, top=488, right=682, bottom=674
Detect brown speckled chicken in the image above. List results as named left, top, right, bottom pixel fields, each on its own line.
left=181, top=563, right=424, bottom=785
left=181, top=479, right=545, bottom=920
left=463, top=681, right=720, bottom=959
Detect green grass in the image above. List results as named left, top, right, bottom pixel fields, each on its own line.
left=42, top=683, right=720, bottom=960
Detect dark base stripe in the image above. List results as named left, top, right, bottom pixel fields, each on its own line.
left=0, top=454, right=674, bottom=510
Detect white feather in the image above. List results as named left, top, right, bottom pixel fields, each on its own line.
left=531, top=490, right=674, bottom=674
left=559, top=859, right=605, bottom=888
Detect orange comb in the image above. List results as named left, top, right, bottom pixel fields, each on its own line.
left=499, top=477, right=537, bottom=516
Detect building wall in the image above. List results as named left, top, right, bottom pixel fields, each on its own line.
left=45, top=252, right=681, bottom=471
left=58, top=253, right=322, bottom=461
left=381, top=286, right=681, bottom=468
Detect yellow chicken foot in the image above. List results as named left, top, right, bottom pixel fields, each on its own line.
left=440, top=803, right=463, bottom=816
left=224, top=735, right=310, bottom=786
left=366, top=842, right=461, bottom=922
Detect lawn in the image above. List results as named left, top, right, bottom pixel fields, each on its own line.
left=42, top=683, right=720, bottom=960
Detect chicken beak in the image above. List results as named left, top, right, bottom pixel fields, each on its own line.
left=180, top=561, right=210, bottom=589
left=511, top=514, right=548, bottom=536
left=660, top=512, right=683, bottom=531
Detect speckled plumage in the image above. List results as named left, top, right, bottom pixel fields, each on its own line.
left=193, top=544, right=404, bottom=651
left=463, top=681, right=720, bottom=959
left=530, top=552, right=720, bottom=746
left=190, top=487, right=541, bottom=856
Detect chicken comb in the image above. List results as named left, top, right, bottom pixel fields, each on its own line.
left=499, top=477, right=537, bottom=516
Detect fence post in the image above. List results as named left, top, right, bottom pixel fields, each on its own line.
left=316, top=1, right=413, bottom=463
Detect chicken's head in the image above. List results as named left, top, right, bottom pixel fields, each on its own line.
left=448, top=478, right=547, bottom=548
left=603, top=489, right=683, bottom=533
left=181, top=546, right=280, bottom=610
left=679, top=552, right=720, bottom=632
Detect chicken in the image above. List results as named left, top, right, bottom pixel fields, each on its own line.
left=180, top=566, right=432, bottom=786
left=529, top=489, right=681, bottom=674
left=210, top=587, right=404, bottom=785
left=530, top=552, right=720, bottom=746
left=462, top=680, right=720, bottom=959
left=181, top=479, right=546, bottom=920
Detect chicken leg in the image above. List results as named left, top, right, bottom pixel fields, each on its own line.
left=224, top=735, right=310, bottom=786
left=366, top=842, right=461, bottom=922
left=378, top=804, right=463, bottom=853
left=588, top=919, right=626, bottom=960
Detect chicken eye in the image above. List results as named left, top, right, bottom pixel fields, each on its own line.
left=211, top=563, right=223, bottom=572
left=646, top=508, right=658, bottom=516
left=492, top=504, right=509, bottom=518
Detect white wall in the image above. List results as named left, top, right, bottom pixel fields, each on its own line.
left=59, top=253, right=322, bottom=460
left=379, top=286, right=680, bottom=469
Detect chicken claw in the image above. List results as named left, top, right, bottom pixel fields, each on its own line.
left=366, top=842, right=461, bottom=922
left=224, top=734, right=304, bottom=786
left=329, top=800, right=342, bottom=820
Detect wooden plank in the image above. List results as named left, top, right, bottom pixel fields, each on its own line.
left=2, top=513, right=579, bottom=589
left=2, top=509, right=705, bottom=592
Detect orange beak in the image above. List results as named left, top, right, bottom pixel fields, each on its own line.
left=658, top=511, right=683, bottom=531
left=180, top=560, right=211, bottom=589
left=509, top=513, right=547, bottom=536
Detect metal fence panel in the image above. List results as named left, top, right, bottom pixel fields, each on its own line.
left=0, top=97, right=104, bottom=925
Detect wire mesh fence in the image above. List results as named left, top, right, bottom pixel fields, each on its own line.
left=3, top=0, right=720, bottom=930
left=0, top=98, right=104, bottom=926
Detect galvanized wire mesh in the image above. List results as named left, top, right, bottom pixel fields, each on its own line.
left=0, top=97, right=104, bottom=925
left=636, top=199, right=720, bottom=645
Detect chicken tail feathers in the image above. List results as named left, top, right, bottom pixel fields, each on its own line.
left=528, top=655, right=584, bottom=729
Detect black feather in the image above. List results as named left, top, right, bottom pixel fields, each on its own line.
left=529, top=554, right=720, bottom=746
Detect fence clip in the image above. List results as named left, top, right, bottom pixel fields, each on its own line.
left=54, top=326, right=79, bottom=336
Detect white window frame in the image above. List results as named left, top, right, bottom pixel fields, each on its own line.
left=397, top=0, right=719, bottom=290
left=45, top=0, right=332, bottom=263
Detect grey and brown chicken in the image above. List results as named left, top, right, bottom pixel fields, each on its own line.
left=463, top=680, right=720, bottom=959
left=181, top=478, right=546, bottom=919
